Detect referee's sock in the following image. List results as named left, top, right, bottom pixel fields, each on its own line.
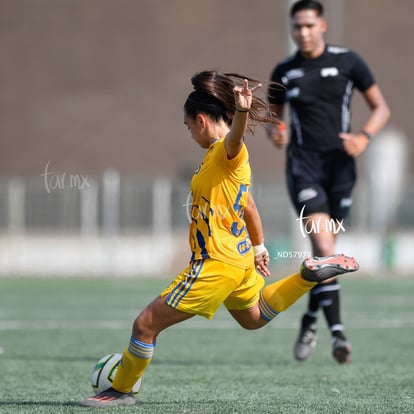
left=300, top=286, right=320, bottom=327
left=112, top=337, right=155, bottom=393
left=317, top=280, right=346, bottom=338
left=307, top=285, right=321, bottom=315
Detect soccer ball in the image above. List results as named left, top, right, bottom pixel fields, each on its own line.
left=90, top=353, right=144, bottom=395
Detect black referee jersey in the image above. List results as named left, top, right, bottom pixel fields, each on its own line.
left=268, top=45, right=375, bottom=151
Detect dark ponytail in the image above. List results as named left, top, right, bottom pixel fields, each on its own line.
left=184, top=70, right=279, bottom=133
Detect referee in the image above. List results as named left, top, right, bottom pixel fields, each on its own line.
left=267, top=0, right=390, bottom=363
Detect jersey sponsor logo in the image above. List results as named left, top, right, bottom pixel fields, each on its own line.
left=237, top=238, right=252, bottom=255
left=298, top=188, right=318, bottom=202
left=284, top=68, right=304, bottom=81
left=321, top=67, right=339, bottom=78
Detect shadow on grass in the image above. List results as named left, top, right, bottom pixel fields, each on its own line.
left=0, top=399, right=232, bottom=408
left=7, top=354, right=274, bottom=367
left=6, top=355, right=100, bottom=362
left=0, top=401, right=79, bottom=407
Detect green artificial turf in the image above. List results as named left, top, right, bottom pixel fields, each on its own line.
left=0, top=276, right=413, bottom=413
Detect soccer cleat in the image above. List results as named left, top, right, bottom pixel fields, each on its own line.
left=294, top=322, right=317, bottom=362
left=332, top=337, right=352, bottom=364
left=300, top=254, right=359, bottom=282
left=79, top=387, right=136, bottom=407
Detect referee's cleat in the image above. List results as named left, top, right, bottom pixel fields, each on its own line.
left=300, top=254, right=359, bottom=283
left=79, top=387, right=136, bottom=407
left=294, top=322, right=317, bottom=362
left=332, top=336, right=352, bottom=364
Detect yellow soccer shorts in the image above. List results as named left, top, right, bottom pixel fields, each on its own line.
left=160, top=258, right=265, bottom=319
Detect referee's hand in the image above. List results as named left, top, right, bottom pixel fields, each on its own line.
left=339, top=132, right=370, bottom=157
left=267, top=122, right=288, bottom=149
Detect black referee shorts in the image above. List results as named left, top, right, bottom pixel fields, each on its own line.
left=286, top=147, right=356, bottom=221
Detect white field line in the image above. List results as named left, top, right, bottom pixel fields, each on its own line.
left=0, top=318, right=413, bottom=331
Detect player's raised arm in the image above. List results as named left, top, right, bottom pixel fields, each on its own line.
left=225, top=79, right=262, bottom=159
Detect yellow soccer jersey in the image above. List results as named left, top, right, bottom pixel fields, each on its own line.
left=189, top=137, right=254, bottom=269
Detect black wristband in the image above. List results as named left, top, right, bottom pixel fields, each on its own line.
left=361, top=130, right=373, bottom=140
left=236, top=108, right=249, bottom=113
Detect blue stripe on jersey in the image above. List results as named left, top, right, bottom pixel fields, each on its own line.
left=196, top=229, right=208, bottom=257
left=167, top=260, right=204, bottom=309
left=191, top=251, right=210, bottom=261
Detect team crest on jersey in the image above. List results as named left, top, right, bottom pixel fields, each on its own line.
left=237, top=238, right=252, bottom=255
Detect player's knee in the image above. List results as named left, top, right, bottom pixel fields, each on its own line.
left=237, top=318, right=266, bottom=330
left=240, top=322, right=260, bottom=330
left=132, top=312, right=155, bottom=340
left=132, top=315, right=145, bottom=336
left=229, top=307, right=268, bottom=330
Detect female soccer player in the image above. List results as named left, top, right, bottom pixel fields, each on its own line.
left=81, top=70, right=358, bottom=407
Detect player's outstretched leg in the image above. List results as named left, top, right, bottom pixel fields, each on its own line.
left=80, top=387, right=136, bottom=407
left=300, top=254, right=359, bottom=282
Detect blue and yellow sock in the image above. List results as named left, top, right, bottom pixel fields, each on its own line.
left=112, top=337, right=155, bottom=393
left=259, top=273, right=316, bottom=321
